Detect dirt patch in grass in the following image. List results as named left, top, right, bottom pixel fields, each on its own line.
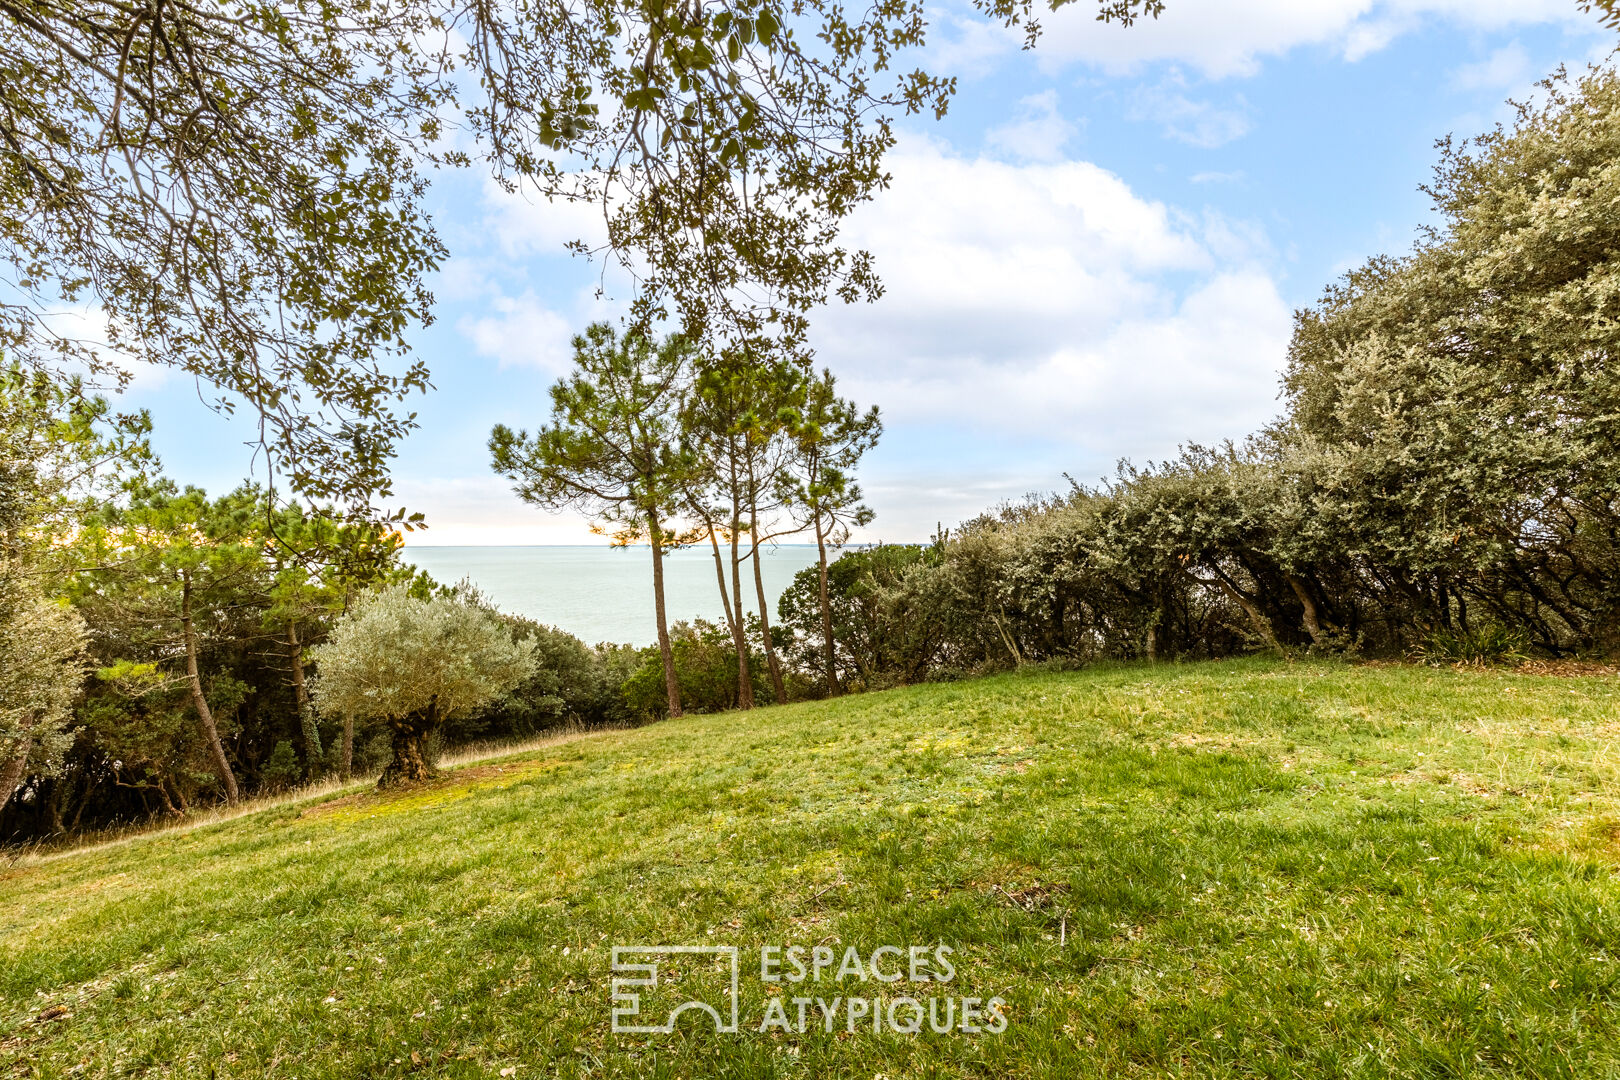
left=1356, top=658, right=1619, bottom=677
left=301, top=758, right=574, bottom=823
left=1514, top=659, right=1620, bottom=678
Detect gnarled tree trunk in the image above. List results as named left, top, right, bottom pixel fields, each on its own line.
left=1286, top=573, right=1326, bottom=646
left=379, top=698, right=439, bottom=787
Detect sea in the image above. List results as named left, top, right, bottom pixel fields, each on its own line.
left=400, top=545, right=828, bottom=646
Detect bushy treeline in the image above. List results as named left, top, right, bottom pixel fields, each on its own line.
left=771, top=67, right=1620, bottom=687
left=0, top=459, right=654, bottom=842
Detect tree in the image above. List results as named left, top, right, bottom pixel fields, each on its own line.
left=489, top=324, right=695, bottom=717
left=1276, top=64, right=1620, bottom=654
left=76, top=480, right=272, bottom=802
left=735, top=362, right=804, bottom=704
left=1, top=365, right=143, bottom=810
left=780, top=370, right=879, bottom=695
left=680, top=349, right=803, bottom=706
left=2, top=1, right=1162, bottom=516
left=0, top=587, right=85, bottom=810
left=261, top=502, right=412, bottom=779
left=309, top=585, right=535, bottom=786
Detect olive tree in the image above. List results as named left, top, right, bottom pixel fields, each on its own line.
left=309, top=586, right=536, bottom=786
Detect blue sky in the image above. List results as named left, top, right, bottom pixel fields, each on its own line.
left=119, top=0, right=1614, bottom=544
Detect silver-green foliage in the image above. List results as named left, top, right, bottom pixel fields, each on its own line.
left=309, top=586, right=537, bottom=726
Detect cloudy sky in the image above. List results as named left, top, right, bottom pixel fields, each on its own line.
left=125, top=0, right=1614, bottom=544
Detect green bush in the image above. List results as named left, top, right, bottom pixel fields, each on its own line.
left=1412, top=626, right=1530, bottom=667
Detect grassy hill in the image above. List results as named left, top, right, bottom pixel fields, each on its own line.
left=2, top=658, right=1618, bottom=1078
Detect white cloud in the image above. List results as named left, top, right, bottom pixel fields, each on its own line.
left=459, top=291, right=576, bottom=374
left=985, top=90, right=1082, bottom=162
left=479, top=176, right=610, bottom=258
left=1450, top=43, right=1532, bottom=91
left=925, top=8, right=1025, bottom=77
left=1131, top=80, right=1252, bottom=147
left=971, top=0, right=1598, bottom=80
left=1191, top=169, right=1246, bottom=184
left=394, top=476, right=604, bottom=545
left=27, top=305, right=174, bottom=395
left=809, top=135, right=1292, bottom=534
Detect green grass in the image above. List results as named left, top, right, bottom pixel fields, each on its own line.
left=2, top=658, right=1619, bottom=1078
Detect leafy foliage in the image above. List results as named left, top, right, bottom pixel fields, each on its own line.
left=773, top=66, right=1620, bottom=681
left=310, top=584, right=537, bottom=784
left=1, top=0, right=1162, bottom=515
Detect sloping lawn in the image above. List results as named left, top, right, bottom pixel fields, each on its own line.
left=2, top=658, right=1617, bottom=1078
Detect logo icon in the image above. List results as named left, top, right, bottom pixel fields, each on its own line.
left=611, top=946, right=740, bottom=1034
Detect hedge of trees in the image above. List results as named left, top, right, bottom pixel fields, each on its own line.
left=771, top=66, right=1620, bottom=688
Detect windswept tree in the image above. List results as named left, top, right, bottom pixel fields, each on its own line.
left=780, top=371, right=880, bottom=695
left=75, top=481, right=271, bottom=803
left=310, top=586, right=536, bottom=786
left=489, top=324, right=695, bottom=717
left=680, top=349, right=802, bottom=707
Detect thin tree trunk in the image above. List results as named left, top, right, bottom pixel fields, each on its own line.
left=153, top=777, right=180, bottom=817
left=749, top=514, right=787, bottom=703
left=650, top=514, right=683, bottom=719
left=815, top=510, right=841, bottom=696
left=706, top=523, right=738, bottom=640
left=990, top=608, right=1023, bottom=666
left=745, top=450, right=787, bottom=703
left=341, top=711, right=355, bottom=781
left=163, top=772, right=189, bottom=814
left=727, top=470, right=754, bottom=710
left=69, top=776, right=94, bottom=829
left=287, top=621, right=323, bottom=776
left=181, top=570, right=239, bottom=802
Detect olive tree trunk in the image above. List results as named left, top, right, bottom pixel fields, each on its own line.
left=379, top=699, right=439, bottom=787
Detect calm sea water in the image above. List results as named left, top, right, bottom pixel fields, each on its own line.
left=401, top=545, right=827, bottom=646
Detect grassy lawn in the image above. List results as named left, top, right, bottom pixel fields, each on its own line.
left=2, top=658, right=1618, bottom=1078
